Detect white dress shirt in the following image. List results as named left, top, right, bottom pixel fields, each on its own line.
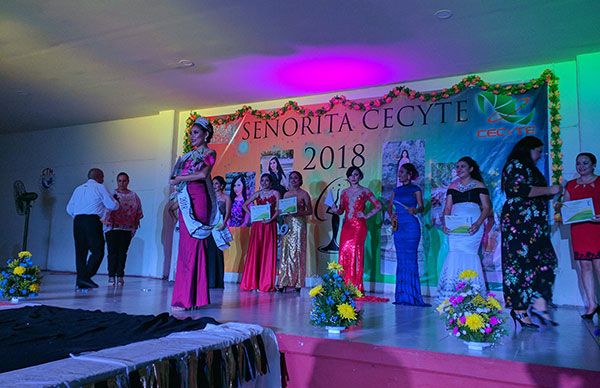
left=66, top=179, right=119, bottom=217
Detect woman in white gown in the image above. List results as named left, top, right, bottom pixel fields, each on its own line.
left=438, top=156, right=491, bottom=300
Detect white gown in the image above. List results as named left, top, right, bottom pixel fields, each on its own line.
left=437, top=202, right=487, bottom=301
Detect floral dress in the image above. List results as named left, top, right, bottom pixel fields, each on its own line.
left=501, top=159, right=557, bottom=309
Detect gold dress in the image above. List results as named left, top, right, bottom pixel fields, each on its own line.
left=277, top=199, right=307, bottom=288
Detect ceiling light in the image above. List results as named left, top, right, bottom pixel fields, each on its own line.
left=176, top=59, right=195, bottom=68
left=434, top=9, right=452, bottom=19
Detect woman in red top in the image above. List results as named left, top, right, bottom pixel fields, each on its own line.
left=564, top=152, right=600, bottom=320
left=104, top=172, right=143, bottom=286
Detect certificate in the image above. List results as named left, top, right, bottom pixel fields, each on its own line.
left=324, top=189, right=336, bottom=208
left=561, top=198, right=596, bottom=224
left=279, top=196, right=298, bottom=215
left=250, top=204, right=271, bottom=223
left=444, top=215, right=473, bottom=234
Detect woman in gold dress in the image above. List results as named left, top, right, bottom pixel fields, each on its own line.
left=277, top=171, right=313, bottom=292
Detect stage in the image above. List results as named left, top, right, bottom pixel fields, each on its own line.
left=9, top=272, right=600, bottom=387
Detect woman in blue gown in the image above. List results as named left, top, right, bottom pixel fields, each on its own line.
left=388, top=163, right=430, bottom=306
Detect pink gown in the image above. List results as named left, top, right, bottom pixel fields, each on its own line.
left=240, top=194, right=278, bottom=292
left=171, top=154, right=215, bottom=309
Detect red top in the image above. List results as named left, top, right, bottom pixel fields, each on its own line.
left=565, top=177, right=600, bottom=260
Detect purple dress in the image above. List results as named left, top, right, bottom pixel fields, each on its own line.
left=171, top=152, right=215, bottom=309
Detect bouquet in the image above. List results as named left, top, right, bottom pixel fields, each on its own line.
left=309, top=262, right=362, bottom=328
left=436, top=269, right=506, bottom=343
left=0, top=251, right=42, bottom=300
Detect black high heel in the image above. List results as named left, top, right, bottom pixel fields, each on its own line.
left=580, top=305, right=599, bottom=320
left=510, top=310, right=539, bottom=330
left=530, top=308, right=559, bottom=326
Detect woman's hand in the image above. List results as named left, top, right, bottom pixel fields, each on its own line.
left=549, top=185, right=562, bottom=196
left=468, top=221, right=482, bottom=234
left=407, top=207, right=418, bottom=215
left=169, top=176, right=180, bottom=185
left=591, top=215, right=600, bottom=223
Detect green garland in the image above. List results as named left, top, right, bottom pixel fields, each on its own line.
left=183, top=70, right=562, bottom=184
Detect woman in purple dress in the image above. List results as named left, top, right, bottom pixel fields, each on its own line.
left=170, top=117, right=218, bottom=310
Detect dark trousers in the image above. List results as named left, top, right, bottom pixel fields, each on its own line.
left=205, top=234, right=224, bottom=288
left=105, top=230, right=133, bottom=277
left=73, top=215, right=105, bottom=281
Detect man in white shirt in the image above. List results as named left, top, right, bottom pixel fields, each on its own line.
left=66, top=168, right=118, bottom=289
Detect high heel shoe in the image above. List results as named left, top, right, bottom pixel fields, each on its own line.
left=580, top=306, right=599, bottom=320
left=510, top=310, right=539, bottom=330
left=530, top=308, right=559, bottom=326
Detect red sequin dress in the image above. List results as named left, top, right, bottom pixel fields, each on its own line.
left=338, top=189, right=386, bottom=303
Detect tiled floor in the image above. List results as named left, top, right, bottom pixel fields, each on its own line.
left=27, top=272, right=600, bottom=372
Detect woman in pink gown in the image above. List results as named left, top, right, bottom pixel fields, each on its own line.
left=332, top=166, right=382, bottom=294
left=240, top=174, right=280, bottom=292
left=170, top=117, right=218, bottom=309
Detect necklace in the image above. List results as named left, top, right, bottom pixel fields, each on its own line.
left=456, top=180, right=477, bottom=192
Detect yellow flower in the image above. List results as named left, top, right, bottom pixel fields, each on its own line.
left=29, top=284, right=40, bottom=292
left=436, top=299, right=449, bottom=313
left=487, top=296, right=502, bottom=310
left=337, top=303, right=357, bottom=320
left=18, top=251, right=32, bottom=259
left=465, top=314, right=485, bottom=331
left=458, top=269, right=478, bottom=280
left=327, top=262, right=343, bottom=271
left=309, top=284, right=323, bottom=297
left=13, top=266, right=26, bottom=276
left=472, top=294, right=486, bottom=306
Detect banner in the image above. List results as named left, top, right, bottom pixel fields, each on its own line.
left=204, top=84, right=550, bottom=292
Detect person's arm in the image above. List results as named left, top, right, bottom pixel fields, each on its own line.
left=172, top=150, right=216, bottom=183
left=99, top=185, right=119, bottom=211
left=387, top=191, right=396, bottom=219
left=330, top=190, right=345, bottom=214
left=66, top=190, right=76, bottom=217
left=265, top=191, right=281, bottom=223
left=469, top=191, right=491, bottom=234
left=364, top=190, right=382, bottom=220
left=243, top=192, right=259, bottom=215
left=528, top=185, right=562, bottom=197
left=301, top=190, right=313, bottom=217
left=441, top=192, right=453, bottom=234
left=135, top=193, right=143, bottom=228
left=223, top=196, right=232, bottom=226
left=504, top=160, right=561, bottom=198
left=410, top=190, right=424, bottom=215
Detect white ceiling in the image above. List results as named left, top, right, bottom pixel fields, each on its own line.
left=1, top=0, right=600, bottom=133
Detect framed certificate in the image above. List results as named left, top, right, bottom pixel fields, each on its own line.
left=250, top=204, right=271, bottom=223
left=562, top=198, right=596, bottom=224
left=279, top=196, right=297, bottom=215
left=444, top=215, right=473, bottom=234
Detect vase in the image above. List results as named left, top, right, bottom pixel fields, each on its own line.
left=10, top=297, right=20, bottom=304
left=463, top=341, right=493, bottom=351
left=325, top=326, right=345, bottom=334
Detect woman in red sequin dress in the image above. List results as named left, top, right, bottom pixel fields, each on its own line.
left=332, top=166, right=382, bottom=294
left=240, top=174, right=280, bottom=292
left=564, top=152, right=600, bottom=319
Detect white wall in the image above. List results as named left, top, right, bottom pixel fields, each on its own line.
left=0, top=110, right=177, bottom=277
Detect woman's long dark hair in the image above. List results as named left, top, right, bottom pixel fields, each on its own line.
left=269, top=156, right=286, bottom=181
left=501, top=136, right=544, bottom=191
left=458, top=156, right=484, bottom=184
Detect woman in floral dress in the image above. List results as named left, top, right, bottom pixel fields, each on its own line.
left=501, top=136, right=562, bottom=329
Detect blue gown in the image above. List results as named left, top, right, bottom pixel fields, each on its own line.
left=392, top=184, right=429, bottom=306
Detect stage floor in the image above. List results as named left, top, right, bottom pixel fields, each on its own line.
left=25, top=272, right=600, bottom=373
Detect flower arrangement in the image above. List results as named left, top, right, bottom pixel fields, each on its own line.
left=436, top=269, right=506, bottom=344
left=309, top=262, right=362, bottom=329
left=0, top=251, right=42, bottom=300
